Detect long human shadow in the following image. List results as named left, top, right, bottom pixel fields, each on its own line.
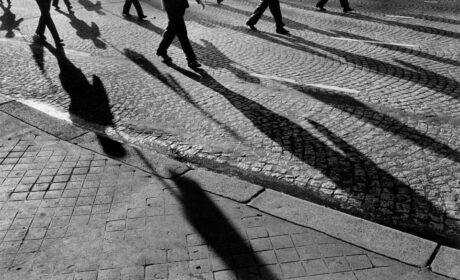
left=0, top=0, right=23, bottom=38
left=32, top=43, right=125, bottom=157
left=330, top=11, right=460, bottom=40
left=78, top=0, right=105, bottom=15
left=164, top=171, right=279, bottom=280
left=193, top=39, right=460, bottom=164
left=278, top=78, right=460, bottom=165
left=328, top=30, right=460, bottom=67
left=283, top=33, right=460, bottom=101
left=165, top=65, right=452, bottom=242
left=56, top=9, right=106, bottom=48
left=122, top=48, right=243, bottom=141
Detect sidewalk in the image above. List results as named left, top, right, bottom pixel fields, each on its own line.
left=0, top=94, right=455, bottom=280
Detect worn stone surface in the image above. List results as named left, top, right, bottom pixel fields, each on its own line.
left=431, top=246, right=460, bottom=279
left=180, top=169, right=264, bottom=203
left=249, top=189, right=438, bottom=267
left=0, top=0, right=459, bottom=244
left=0, top=108, right=451, bottom=280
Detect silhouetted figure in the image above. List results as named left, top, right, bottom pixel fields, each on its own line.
left=33, top=0, right=64, bottom=49
left=0, top=0, right=24, bottom=38
left=52, top=0, right=72, bottom=12
left=246, top=0, right=289, bottom=34
left=316, top=0, right=354, bottom=12
left=78, top=0, right=104, bottom=15
left=122, top=0, right=146, bottom=21
left=156, top=0, right=205, bottom=69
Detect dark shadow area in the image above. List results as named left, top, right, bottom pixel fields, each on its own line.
left=96, top=134, right=127, bottom=158
left=31, top=42, right=125, bottom=157
left=165, top=172, right=280, bottom=279
left=282, top=33, right=460, bottom=101
left=29, top=43, right=46, bottom=74
left=78, top=0, right=105, bottom=15
left=160, top=63, right=456, bottom=244
left=0, top=0, right=23, bottom=38
left=329, top=30, right=460, bottom=67
left=331, top=11, right=460, bottom=40
left=56, top=8, right=106, bottom=48
left=123, top=48, right=243, bottom=141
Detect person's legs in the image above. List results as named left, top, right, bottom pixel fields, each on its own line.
left=122, top=0, right=132, bottom=15
left=63, top=0, right=72, bottom=10
left=35, top=0, right=63, bottom=46
left=157, top=21, right=176, bottom=56
left=267, top=0, right=284, bottom=28
left=340, top=0, right=353, bottom=11
left=246, top=0, right=269, bottom=26
left=316, top=0, right=328, bottom=8
left=131, top=0, right=145, bottom=17
left=167, top=8, right=197, bottom=63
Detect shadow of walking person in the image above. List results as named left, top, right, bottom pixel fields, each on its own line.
left=0, top=0, right=23, bottom=38
left=164, top=171, right=279, bottom=279
left=56, top=8, right=106, bottom=48
left=78, top=0, right=105, bottom=15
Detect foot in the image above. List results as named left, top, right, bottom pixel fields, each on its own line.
left=276, top=27, right=290, bottom=35
left=187, top=61, right=202, bottom=69
left=156, top=51, right=172, bottom=63
left=343, top=8, right=354, bottom=12
left=138, top=15, right=147, bottom=21
left=122, top=12, right=132, bottom=18
left=217, top=0, right=223, bottom=3
left=246, top=21, right=257, bottom=31
left=32, top=34, right=46, bottom=44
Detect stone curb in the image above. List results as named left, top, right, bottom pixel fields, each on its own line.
left=431, top=246, right=460, bottom=279
left=248, top=189, right=438, bottom=268
left=2, top=94, right=459, bottom=279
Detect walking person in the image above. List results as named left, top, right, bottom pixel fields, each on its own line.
left=246, top=0, right=289, bottom=35
left=52, top=0, right=72, bottom=12
left=33, top=0, right=65, bottom=50
left=156, top=0, right=205, bottom=69
left=122, top=0, right=147, bottom=21
left=315, top=0, right=354, bottom=12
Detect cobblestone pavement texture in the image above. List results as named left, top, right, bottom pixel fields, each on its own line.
left=0, top=0, right=460, bottom=245
left=0, top=109, right=451, bottom=280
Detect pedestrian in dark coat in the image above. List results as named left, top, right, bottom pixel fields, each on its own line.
left=33, top=0, right=64, bottom=49
left=246, top=0, right=289, bottom=35
left=315, top=0, right=354, bottom=12
left=122, top=0, right=147, bottom=21
left=156, top=0, right=205, bottom=69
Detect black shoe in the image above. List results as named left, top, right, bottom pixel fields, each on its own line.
left=343, top=8, right=354, bottom=12
left=276, top=27, right=290, bottom=35
left=217, top=0, right=223, bottom=3
left=188, top=61, right=202, bottom=69
left=122, top=12, right=132, bottom=18
left=138, top=15, right=147, bottom=21
left=156, top=51, right=172, bottom=63
left=246, top=21, right=257, bottom=31
left=32, top=34, right=46, bottom=44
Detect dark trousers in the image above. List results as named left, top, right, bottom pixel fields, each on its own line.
left=157, top=7, right=197, bottom=62
left=123, top=0, right=144, bottom=16
left=247, top=0, right=284, bottom=28
left=35, top=0, right=61, bottom=43
left=316, top=0, right=350, bottom=9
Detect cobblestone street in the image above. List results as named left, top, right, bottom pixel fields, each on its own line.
left=1, top=0, right=459, bottom=255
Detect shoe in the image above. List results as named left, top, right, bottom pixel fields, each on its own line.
left=276, top=27, right=290, bottom=35
left=122, top=12, right=132, bottom=18
left=187, top=61, right=202, bottom=69
left=343, top=8, right=354, bottom=12
left=138, top=15, right=147, bottom=21
left=156, top=51, right=172, bottom=63
left=246, top=21, right=257, bottom=31
left=217, top=0, right=223, bottom=3
left=32, top=34, right=46, bottom=44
